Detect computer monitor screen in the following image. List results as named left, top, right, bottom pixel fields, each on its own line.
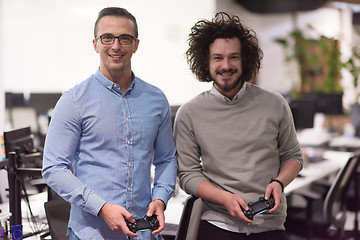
left=28, top=93, right=62, bottom=114
left=3, top=127, right=36, bottom=159
left=5, top=92, right=25, bottom=109
left=289, top=99, right=317, bottom=130
left=302, top=93, right=343, bottom=115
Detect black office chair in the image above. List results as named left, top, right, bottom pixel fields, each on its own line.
left=173, top=195, right=202, bottom=240
left=41, top=188, right=70, bottom=240
left=285, top=152, right=360, bottom=239
left=161, top=195, right=202, bottom=240
left=344, top=165, right=360, bottom=239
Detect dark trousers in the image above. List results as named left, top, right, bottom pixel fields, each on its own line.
left=197, top=220, right=288, bottom=240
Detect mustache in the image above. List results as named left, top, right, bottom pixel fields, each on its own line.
left=217, top=69, right=237, bottom=74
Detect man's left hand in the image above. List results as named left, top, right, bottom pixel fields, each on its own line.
left=147, top=199, right=165, bottom=234
left=265, top=182, right=282, bottom=213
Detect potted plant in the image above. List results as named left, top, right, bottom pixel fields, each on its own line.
left=275, top=25, right=347, bottom=132
left=276, top=26, right=360, bottom=134
left=274, top=24, right=343, bottom=97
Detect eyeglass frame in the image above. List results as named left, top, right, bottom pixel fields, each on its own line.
left=95, top=34, right=137, bottom=45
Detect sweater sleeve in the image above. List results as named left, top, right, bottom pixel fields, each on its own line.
left=278, top=98, right=304, bottom=169
left=174, top=104, right=207, bottom=196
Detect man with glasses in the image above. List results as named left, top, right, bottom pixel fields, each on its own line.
left=42, top=7, right=177, bottom=240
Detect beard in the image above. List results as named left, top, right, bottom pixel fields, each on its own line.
left=212, top=74, right=242, bottom=93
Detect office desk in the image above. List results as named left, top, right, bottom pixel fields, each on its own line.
left=285, top=150, right=352, bottom=194
left=329, top=135, right=360, bottom=151
left=0, top=191, right=48, bottom=239
left=296, top=129, right=334, bottom=147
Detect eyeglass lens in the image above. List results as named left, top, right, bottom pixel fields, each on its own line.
left=100, top=34, right=134, bottom=45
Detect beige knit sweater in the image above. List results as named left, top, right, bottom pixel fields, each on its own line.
left=174, top=82, right=303, bottom=231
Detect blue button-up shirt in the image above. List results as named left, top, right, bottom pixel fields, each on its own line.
left=42, top=69, right=178, bottom=240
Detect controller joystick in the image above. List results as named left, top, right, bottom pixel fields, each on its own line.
left=243, top=196, right=275, bottom=220
left=126, top=214, right=160, bottom=233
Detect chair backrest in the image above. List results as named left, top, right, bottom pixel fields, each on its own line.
left=323, top=151, right=360, bottom=228
left=175, top=195, right=202, bottom=240
left=44, top=196, right=70, bottom=240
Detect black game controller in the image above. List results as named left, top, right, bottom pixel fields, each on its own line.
left=126, top=214, right=159, bottom=233
left=243, top=196, right=275, bottom=220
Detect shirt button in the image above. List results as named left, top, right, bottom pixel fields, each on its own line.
left=127, top=187, right=131, bottom=191
left=125, top=118, right=129, bottom=122
left=128, top=162, right=132, bottom=167
left=127, top=140, right=130, bottom=144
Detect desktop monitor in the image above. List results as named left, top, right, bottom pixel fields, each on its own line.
left=5, top=92, right=25, bottom=109
left=28, top=93, right=62, bottom=114
left=3, top=127, right=36, bottom=159
left=289, top=99, right=317, bottom=130
left=302, top=93, right=343, bottom=115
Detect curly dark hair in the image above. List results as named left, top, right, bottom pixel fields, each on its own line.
left=186, top=12, right=263, bottom=83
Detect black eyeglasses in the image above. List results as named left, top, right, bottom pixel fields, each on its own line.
left=95, top=34, right=136, bottom=45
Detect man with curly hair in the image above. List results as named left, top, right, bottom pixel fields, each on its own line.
left=174, top=12, right=303, bottom=239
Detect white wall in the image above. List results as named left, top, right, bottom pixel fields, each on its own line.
left=0, top=0, right=357, bottom=135
left=1, top=0, right=215, bottom=107
left=0, top=0, right=4, bottom=134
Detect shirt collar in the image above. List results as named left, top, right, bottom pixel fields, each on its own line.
left=95, top=68, right=136, bottom=94
left=210, top=82, right=246, bottom=102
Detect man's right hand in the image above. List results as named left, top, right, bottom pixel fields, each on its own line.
left=221, top=191, right=253, bottom=223
left=98, top=202, right=138, bottom=237
left=196, top=181, right=252, bottom=223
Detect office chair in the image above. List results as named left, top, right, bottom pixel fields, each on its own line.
left=174, top=195, right=202, bottom=240
left=344, top=165, right=360, bottom=239
left=161, top=195, right=202, bottom=240
left=42, top=188, right=70, bottom=240
left=170, top=105, right=180, bottom=130
left=285, top=152, right=360, bottom=239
